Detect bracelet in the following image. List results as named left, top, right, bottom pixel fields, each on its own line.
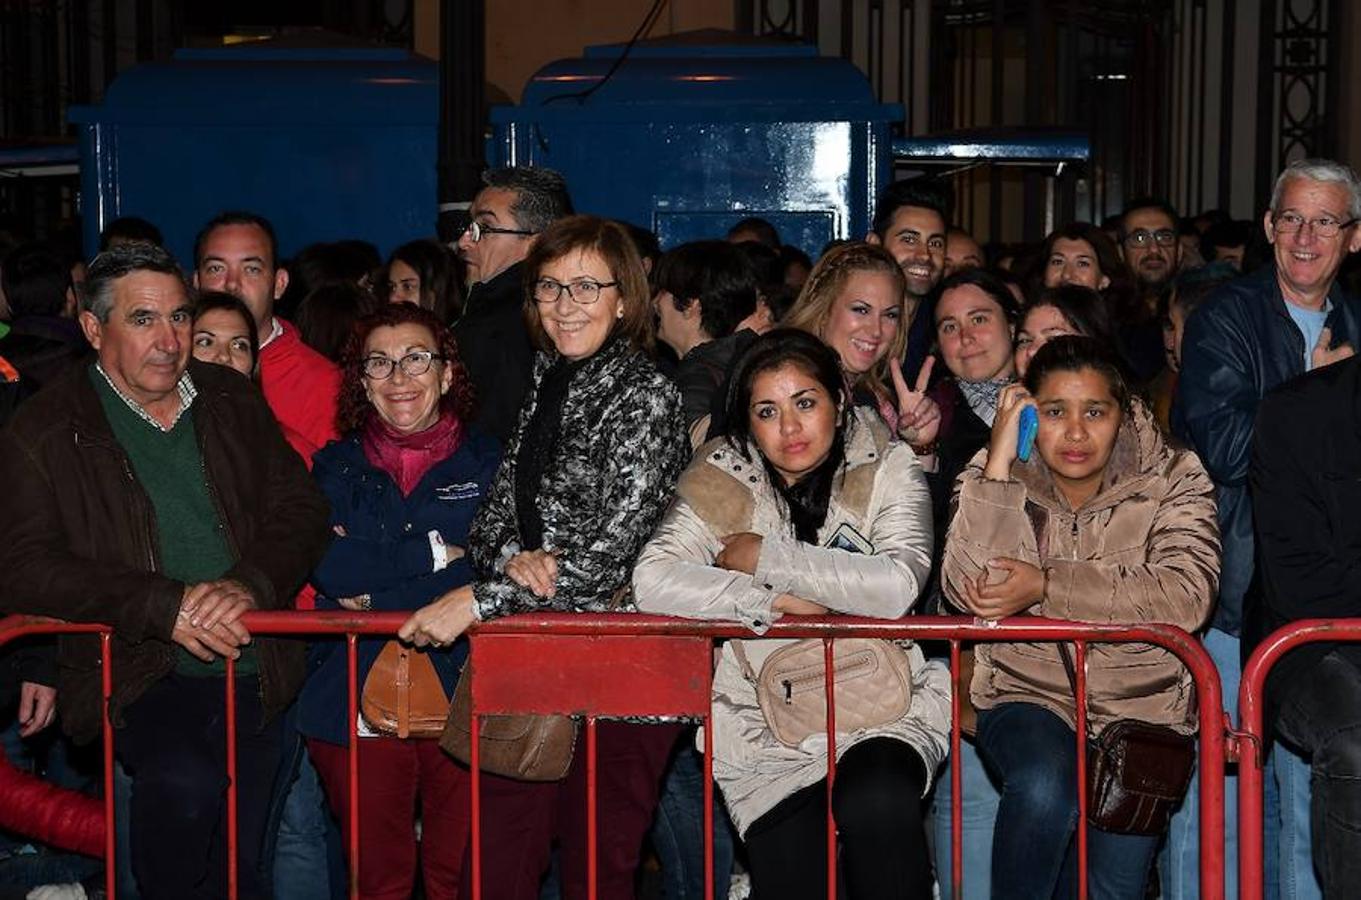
left=910, top=440, right=937, bottom=456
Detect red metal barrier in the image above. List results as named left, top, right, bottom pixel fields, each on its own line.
left=1237, top=618, right=1361, bottom=900
left=0, top=615, right=115, bottom=898
left=0, top=611, right=1229, bottom=900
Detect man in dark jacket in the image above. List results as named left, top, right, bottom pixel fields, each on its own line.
left=0, top=242, right=331, bottom=900
left=453, top=166, right=572, bottom=442
left=1251, top=352, right=1361, bottom=896
left=1169, top=157, right=1361, bottom=898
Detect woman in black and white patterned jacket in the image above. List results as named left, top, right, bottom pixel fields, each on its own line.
left=401, top=214, right=688, bottom=900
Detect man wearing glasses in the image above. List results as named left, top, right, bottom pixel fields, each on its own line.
left=1120, top=197, right=1183, bottom=299
left=453, top=167, right=573, bottom=442
left=1115, top=198, right=1184, bottom=380
left=1168, top=158, right=1361, bottom=900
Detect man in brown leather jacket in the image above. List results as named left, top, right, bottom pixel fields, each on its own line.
left=0, top=241, right=331, bottom=900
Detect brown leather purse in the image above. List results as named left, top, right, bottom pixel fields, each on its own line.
left=1058, top=643, right=1194, bottom=835
left=440, top=663, right=579, bottom=782
left=360, top=641, right=451, bottom=739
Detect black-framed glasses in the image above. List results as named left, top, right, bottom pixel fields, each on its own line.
left=532, top=277, right=619, bottom=306
left=462, top=221, right=536, bottom=243
left=1123, top=229, right=1178, bottom=248
left=1271, top=212, right=1359, bottom=238
left=361, top=350, right=445, bottom=380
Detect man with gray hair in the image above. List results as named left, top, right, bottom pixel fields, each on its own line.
left=0, top=241, right=330, bottom=899
left=454, top=166, right=574, bottom=441
left=1168, top=158, right=1361, bottom=898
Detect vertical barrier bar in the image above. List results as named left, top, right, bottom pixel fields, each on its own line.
left=586, top=716, right=598, bottom=900
left=346, top=634, right=360, bottom=899
left=703, top=646, right=715, bottom=900
left=101, top=632, right=117, bottom=900
left=1195, top=648, right=1227, bottom=900
left=949, top=639, right=963, bottom=900
left=1073, top=641, right=1088, bottom=900
left=470, top=700, right=482, bottom=900
left=224, top=656, right=238, bottom=900
left=823, top=638, right=837, bottom=900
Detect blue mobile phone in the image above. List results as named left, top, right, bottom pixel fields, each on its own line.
left=1017, top=405, right=1038, bottom=462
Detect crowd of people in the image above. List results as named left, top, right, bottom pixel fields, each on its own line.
left=0, top=155, right=1357, bottom=900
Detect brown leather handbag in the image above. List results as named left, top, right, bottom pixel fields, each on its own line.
left=1058, top=644, right=1194, bottom=835
left=360, top=641, right=450, bottom=739
left=440, top=664, right=579, bottom=782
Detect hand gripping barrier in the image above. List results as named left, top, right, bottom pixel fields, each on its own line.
left=1236, top=618, right=1361, bottom=900
left=0, top=611, right=1230, bottom=900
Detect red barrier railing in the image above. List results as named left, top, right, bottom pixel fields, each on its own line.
left=1237, top=618, right=1361, bottom=900
left=0, top=611, right=1229, bottom=900
left=0, top=615, right=115, bottom=899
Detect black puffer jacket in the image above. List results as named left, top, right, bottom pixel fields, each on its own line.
left=1173, top=264, right=1361, bottom=636
left=469, top=337, right=688, bottom=619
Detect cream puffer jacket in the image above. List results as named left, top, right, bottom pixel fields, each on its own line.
left=941, top=399, right=1220, bottom=736
left=633, top=409, right=950, bottom=835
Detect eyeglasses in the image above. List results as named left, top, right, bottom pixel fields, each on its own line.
left=461, top=221, right=536, bottom=243
left=361, top=350, right=445, bottom=380
left=532, top=277, right=619, bottom=306
left=1271, top=212, right=1359, bottom=238
left=1123, top=229, right=1178, bottom=248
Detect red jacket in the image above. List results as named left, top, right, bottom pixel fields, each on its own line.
left=260, top=318, right=341, bottom=610
left=260, top=318, right=341, bottom=455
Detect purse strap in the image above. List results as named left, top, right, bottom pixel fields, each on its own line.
left=1055, top=642, right=1093, bottom=740
left=730, top=641, right=759, bottom=684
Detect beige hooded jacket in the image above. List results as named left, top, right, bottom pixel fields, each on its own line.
left=941, top=400, right=1220, bottom=736
left=633, top=410, right=950, bottom=834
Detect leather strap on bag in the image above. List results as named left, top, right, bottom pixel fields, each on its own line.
left=360, top=640, right=451, bottom=739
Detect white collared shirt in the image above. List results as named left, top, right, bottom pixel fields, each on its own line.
left=93, top=362, right=197, bottom=432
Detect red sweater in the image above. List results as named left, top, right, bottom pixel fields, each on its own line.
left=260, top=318, right=341, bottom=609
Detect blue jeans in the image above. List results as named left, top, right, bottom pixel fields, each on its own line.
left=931, top=736, right=999, bottom=900
left=649, top=737, right=735, bottom=900
left=1270, top=742, right=1323, bottom=899
left=976, top=703, right=1159, bottom=900
left=271, top=739, right=335, bottom=900
left=1161, top=627, right=1240, bottom=899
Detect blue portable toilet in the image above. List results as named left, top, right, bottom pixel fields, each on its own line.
left=489, top=35, right=903, bottom=257
left=69, top=47, right=438, bottom=267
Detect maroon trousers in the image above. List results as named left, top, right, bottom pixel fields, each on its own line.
left=310, top=736, right=472, bottom=900
left=462, top=721, right=683, bottom=900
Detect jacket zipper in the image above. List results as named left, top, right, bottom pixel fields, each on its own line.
left=197, top=420, right=268, bottom=711
left=779, top=650, right=878, bottom=703
left=74, top=427, right=172, bottom=680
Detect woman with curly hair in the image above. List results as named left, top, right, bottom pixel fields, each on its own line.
left=299, top=303, right=501, bottom=899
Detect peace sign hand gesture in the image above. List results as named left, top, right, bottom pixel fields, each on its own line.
left=889, top=356, right=941, bottom=450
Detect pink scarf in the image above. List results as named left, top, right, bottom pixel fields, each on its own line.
left=361, top=408, right=464, bottom=496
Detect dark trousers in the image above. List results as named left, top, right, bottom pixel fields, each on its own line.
left=1273, top=649, right=1361, bottom=899
left=743, top=737, right=933, bottom=900
left=975, top=703, right=1159, bottom=900
left=461, top=720, right=682, bottom=900
left=117, top=673, right=285, bottom=900
left=310, top=736, right=471, bottom=900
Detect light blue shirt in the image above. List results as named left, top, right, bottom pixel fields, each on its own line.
left=1285, top=298, right=1331, bottom=371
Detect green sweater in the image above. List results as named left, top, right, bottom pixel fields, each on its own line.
left=91, top=367, right=258, bottom=676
